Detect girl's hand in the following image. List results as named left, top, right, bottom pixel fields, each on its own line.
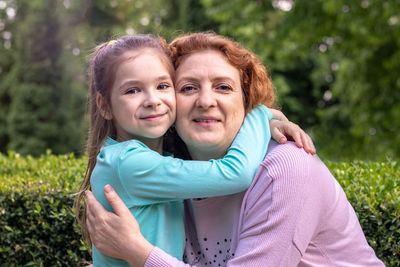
left=269, top=109, right=316, bottom=154
left=85, top=185, right=153, bottom=267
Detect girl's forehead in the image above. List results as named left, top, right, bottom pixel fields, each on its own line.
left=120, top=48, right=156, bottom=62
left=118, top=48, right=174, bottom=72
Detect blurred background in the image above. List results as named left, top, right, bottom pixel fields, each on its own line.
left=0, top=0, right=399, bottom=161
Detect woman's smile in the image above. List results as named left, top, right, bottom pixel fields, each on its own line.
left=174, top=49, right=245, bottom=160
left=192, top=115, right=221, bottom=126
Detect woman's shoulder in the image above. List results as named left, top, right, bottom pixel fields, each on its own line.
left=245, top=141, right=335, bottom=209
left=260, top=141, right=313, bottom=171
left=255, top=141, right=335, bottom=193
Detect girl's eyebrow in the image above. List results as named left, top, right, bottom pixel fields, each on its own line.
left=118, top=80, right=141, bottom=91
left=155, top=75, right=173, bottom=82
left=118, top=75, right=173, bottom=91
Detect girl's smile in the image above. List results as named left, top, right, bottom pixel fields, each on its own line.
left=108, top=49, right=176, bottom=144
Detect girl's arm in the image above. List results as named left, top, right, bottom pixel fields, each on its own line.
left=269, top=108, right=315, bottom=154
left=116, top=105, right=272, bottom=205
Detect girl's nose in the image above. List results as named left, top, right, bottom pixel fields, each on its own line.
left=143, top=90, right=162, bottom=108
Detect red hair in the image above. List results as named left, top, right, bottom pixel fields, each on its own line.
left=169, top=32, right=275, bottom=113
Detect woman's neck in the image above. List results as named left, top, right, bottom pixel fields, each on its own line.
left=187, top=145, right=227, bottom=161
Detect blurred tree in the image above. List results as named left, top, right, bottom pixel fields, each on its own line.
left=202, top=0, right=400, bottom=160
left=81, top=0, right=218, bottom=42
left=0, top=0, right=218, bottom=156
left=8, top=0, right=398, bottom=160
left=0, top=0, right=16, bottom=153
left=2, top=0, right=87, bottom=156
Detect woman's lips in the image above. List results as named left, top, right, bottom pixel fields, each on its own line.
left=193, top=116, right=221, bottom=126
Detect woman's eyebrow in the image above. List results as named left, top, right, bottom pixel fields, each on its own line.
left=175, top=76, right=199, bottom=84
left=212, top=76, right=236, bottom=84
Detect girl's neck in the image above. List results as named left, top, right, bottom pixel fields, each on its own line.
left=117, top=135, right=164, bottom=155
left=141, top=137, right=164, bottom=154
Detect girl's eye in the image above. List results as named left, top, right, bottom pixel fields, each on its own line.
left=158, top=83, right=171, bottom=90
left=125, top=88, right=140, bottom=94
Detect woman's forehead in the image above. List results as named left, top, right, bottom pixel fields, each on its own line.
left=175, top=50, right=240, bottom=81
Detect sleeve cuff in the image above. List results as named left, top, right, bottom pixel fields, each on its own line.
left=144, top=247, right=173, bottom=267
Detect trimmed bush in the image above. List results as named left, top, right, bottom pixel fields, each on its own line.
left=0, top=151, right=399, bottom=266
left=326, top=160, right=400, bottom=266
left=0, top=151, right=90, bottom=266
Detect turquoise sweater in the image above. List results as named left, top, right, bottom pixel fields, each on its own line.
left=91, top=105, right=272, bottom=267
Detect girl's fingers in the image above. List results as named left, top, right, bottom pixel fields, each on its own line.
left=271, top=120, right=317, bottom=154
left=307, top=135, right=316, bottom=154
left=269, top=109, right=289, bottom=122
left=293, top=131, right=303, bottom=148
left=271, top=124, right=287, bottom=144
left=300, top=132, right=312, bottom=153
left=301, top=132, right=315, bottom=154
left=286, top=123, right=303, bottom=148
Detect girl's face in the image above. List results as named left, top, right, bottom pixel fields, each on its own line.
left=108, top=49, right=176, bottom=143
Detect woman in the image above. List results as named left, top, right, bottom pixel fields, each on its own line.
left=85, top=33, right=384, bottom=266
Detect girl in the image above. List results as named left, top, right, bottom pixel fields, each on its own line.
left=75, top=35, right=314, bottom=267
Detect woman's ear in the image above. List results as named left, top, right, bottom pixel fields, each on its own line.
left=96, top=93, right=113, bottom=120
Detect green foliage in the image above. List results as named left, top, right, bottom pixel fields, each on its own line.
left=0, top=151, right=90, bottom=266
left=202, top=0, right=400, bottom=160
left=0, top=0, right=87, bottom=156
left=0, top=0, right=218, bottom=157
left=0, top=0, right=398, bottom=157
left=0, top=152, right=399, bottom=265
left=327, top=160, right=400, bottom=266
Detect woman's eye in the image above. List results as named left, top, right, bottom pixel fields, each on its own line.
left=158, top=83, right=171, bottom=90
left=125, top=88, right=140, bottom=94
left=217, top=85, right=232, bottom=91
left=180, top=85, right=197, bottom=93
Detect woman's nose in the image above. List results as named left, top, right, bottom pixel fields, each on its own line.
left=196, top=87, right=216, bottom=109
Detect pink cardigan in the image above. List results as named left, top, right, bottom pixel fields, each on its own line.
left=145, top=142, right=384, bottom=266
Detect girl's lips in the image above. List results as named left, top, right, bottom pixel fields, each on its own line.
left=141, top=113, right=166, bottom=121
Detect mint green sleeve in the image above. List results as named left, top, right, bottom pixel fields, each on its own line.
left=118, top=105, right=272, bottom=206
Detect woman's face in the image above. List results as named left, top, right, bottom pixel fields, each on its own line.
left=174, top=50, right=245, bottom=160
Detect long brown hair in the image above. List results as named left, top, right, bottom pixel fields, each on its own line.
left=73, top=35, right=173, bottom=247
left=168, top=32, right=275, bottom=113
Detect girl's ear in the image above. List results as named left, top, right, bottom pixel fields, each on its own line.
left=96, top=93, right=113, bottom=120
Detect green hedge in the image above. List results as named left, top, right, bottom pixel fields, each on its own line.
left=0, top=151, right=91, bottom=266
left=0, top=152, right=399, bottom=266
left=326, top=160, right=400, bottom=265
